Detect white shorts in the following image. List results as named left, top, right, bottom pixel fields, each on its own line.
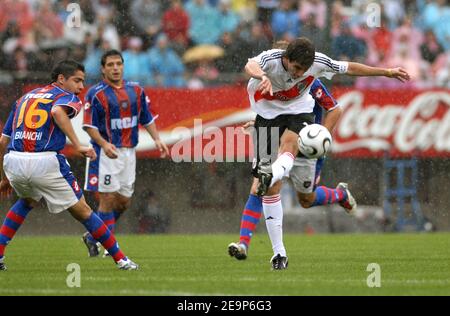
left=84, top=146, right=136, bottom=198
left=288, top=157, right=318, bottom=194
left=3, top=151, right=83, bottom=214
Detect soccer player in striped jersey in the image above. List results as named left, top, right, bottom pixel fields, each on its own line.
left=245, top=37, right=410, bottom=269
left=81, top=50, right=169, bottom=257
left=228, top=78, right=341, bottom=263
left=0, top=60, right=138, bottom=271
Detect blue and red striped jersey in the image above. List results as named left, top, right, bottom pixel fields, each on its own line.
left=1, top=84, right=82, bottom=152
left=83, top=80, right=154, bottom=148
left=310, top=79, right=338, bottom=124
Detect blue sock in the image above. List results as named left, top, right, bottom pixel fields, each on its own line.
left=0, top=199, right=33, bottom=258
left=82, top=212, right=125, bottom=262
left=239, top=194, right=263, bottom=247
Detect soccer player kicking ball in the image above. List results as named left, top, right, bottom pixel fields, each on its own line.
left=0, top=60, right=138, bottom=271
left=242, top=37, right=410, bottom=270
left=228, top=79, right=347, bottom=268
left=81, top=50, right=169, bottom=257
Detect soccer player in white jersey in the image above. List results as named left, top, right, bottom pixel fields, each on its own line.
left=246, top=37, right=410, bottom=269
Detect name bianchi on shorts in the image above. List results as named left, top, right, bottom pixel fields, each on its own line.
left=14, top=131, right=43, bottom=141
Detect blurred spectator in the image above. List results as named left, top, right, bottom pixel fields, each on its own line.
left=92, top=0, right=115, bottom=22
left=219, top=0, right=241, bottom=34
left=122, top=36, right=153, bottom=85
left=193, top=59, right=220, bottom=86
left=385, top=41, right=421, bottom=87
left=257, top=0, right=279, bottom=25
left=0, top=0, right=34, bottom=36
left=33, top=0, right=64, bottom=43
left=301, top=13, right=326, bottom=52
left=83, top=38, right=113, bottom=84
left=421, top=30, right=444, bottom=64
left=420, top=0, right=450, bottom=51
left=231, top=0, right=257, bottom=22
left=138, top=191, right=170, bottom=234
left=244, top=22, right=271, bottom=57
left=185, top=0, right=222, bottom=45
left=332, top=21, right=366, bottom=61
left=381, top=0, right=405, bottom=29
left=391, top=16, right=423, bottom=62
left=147, top=34, right=186, bottom=87
left=216, top=31, right=249, bottom=74
left=298, top=0, right=327, bottom=30
left=162, top=0, right=190, bottom=54
left=130, top=0, right=162, bottom=41
left=95, top=15, right=121, bottom=50
left=271, top=0, right=300, bottom=41
left=435, top=53, right=450, bottom=88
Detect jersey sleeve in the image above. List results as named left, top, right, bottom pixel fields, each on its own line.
left=1, top=102, right=17, bottom=138
left=249, top=49, right=284, bottom=74
left=139, top=89, right=156, bottom=126
left=82, top=91, right=101, bottom=130
left=54, top=94, right=83, bottom=119
left=309, top=79, right=338, bottom=111
left=314, top=52, right=349, bottom=80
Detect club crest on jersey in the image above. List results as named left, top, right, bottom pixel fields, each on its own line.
left=89, top=175, right=98, bottom=186
left=121, top=101, right=128, bottom=109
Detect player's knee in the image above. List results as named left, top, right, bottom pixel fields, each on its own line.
left=298, top=194, right=314, bottom=208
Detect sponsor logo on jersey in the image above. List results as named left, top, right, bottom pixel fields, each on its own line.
left=24, top=93, right=53, bottom=100
left=111, top=116, right=138, bottom=130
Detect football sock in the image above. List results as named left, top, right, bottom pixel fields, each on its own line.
left=270, top=152, right=295, bottom=186
left=239, top=194, right=263, bottom=247
left=311, top=186, right=348, bottom=207
left=98, top=211, right=115, bottom=233
left=0, top=199, right=33, bottom=258
left=263, top=194, right=286, bottom=257
left=82, top=212, right=125, bottom=262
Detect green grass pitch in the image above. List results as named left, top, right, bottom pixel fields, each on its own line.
left=0, top=233, right=449, bottom=296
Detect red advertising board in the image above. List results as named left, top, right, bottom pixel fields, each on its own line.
left=18, top=85, right=450, bottom=159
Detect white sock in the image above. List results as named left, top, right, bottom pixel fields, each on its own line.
left=263, top=195, right=286, bottom=257
left=270, top=152, right=295, bottom=186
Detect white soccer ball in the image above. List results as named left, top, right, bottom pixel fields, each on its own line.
left=297, top=124, right=332, bottom=159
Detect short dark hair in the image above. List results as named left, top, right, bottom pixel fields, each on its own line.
left=101, top=49, right=124, bottom=66
left=51, top=60, right=85, bottom=82
left=283, top=37, right=315, bottom=69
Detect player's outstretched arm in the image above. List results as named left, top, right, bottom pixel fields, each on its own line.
left=245, top=60, right=273, bottom=96
left=51, top=106, right=97, bottom=161
left=145, top=122, right=169, bottom=158
left=346, top=62, right=410, bottom=82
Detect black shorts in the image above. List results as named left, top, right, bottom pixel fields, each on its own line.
left=251, top=112, right=315, bottom=177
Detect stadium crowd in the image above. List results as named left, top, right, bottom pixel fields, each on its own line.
left=0, top=0, right=449, bottom=88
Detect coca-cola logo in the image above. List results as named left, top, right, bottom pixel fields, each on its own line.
left=333, top=91, right=450, bottom=155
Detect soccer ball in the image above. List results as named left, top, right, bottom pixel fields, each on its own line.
left=297, top=124, right=332, bottom=159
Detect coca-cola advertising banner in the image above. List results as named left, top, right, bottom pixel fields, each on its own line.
left=331, top=88, right=450, bottom=158
left=18, top=85, right=450, bottom=159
